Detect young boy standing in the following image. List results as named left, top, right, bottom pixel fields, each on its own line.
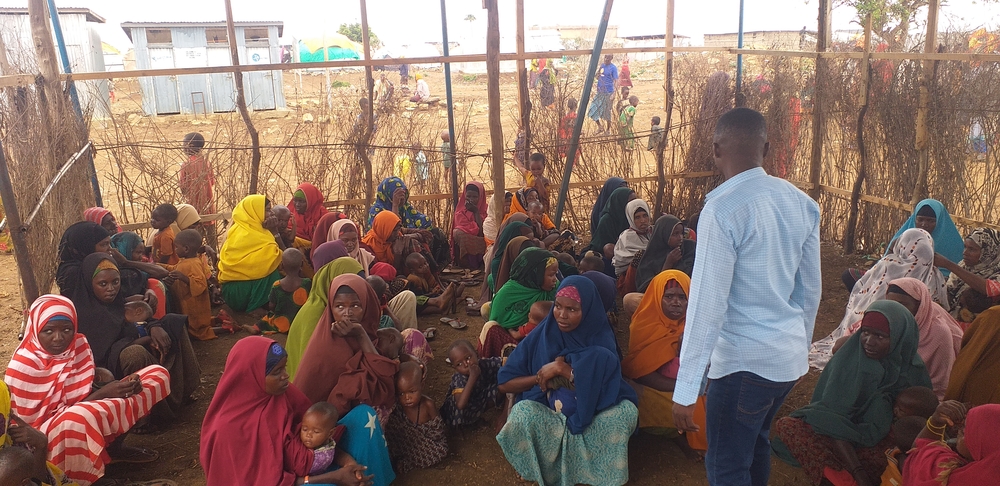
left=648, top=116, right=664, bottom=151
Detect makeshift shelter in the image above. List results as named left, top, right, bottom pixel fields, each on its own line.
left=298, top=34, right=361, bottom=62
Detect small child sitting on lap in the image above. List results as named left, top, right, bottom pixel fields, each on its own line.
left=375, top=327, right=404, bottom=361
left=299, top=402, right=360, bottom=477
left=149, top=203, right=180, bottom=265
left=441, top=340, right=503, bottom=428
left=508, top=301, right=551, bottom=340
left=385, top=361, right=448, bottom=474
left=880, top=386, right=939, bottom=483
left=124, top=300, right=153, bottom=337
left=404, top=252, right=461, bottom=315
left=252, top=248, right=312, bottom=334
left=163, top=229, right=217, bottom=340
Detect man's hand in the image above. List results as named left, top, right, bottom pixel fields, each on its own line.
left=672, top=403, right=699, bottom=433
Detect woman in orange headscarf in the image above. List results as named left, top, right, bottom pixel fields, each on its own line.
left=362, top=211, right=403, bottom=266
left=621, top=269, right=707, bottom=458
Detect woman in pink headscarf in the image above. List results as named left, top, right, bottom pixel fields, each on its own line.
left=887, top=277, right=964, bottom=399
left=452, top=181, right=488, bottom=269
left=83, top=207, right=120, bottom=235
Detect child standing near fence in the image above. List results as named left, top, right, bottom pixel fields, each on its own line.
left=619, top=95, right=639, bottom=150
left=648, top=116, right=664, bottom=151
left=150, top=203, right=180, bottom=265
left=178, top=132, right=215, bottom=216
left=440, top=130, right=454, bottom=174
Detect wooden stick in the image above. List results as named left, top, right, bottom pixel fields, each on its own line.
left=808, top=0, right=831, bottom=200
left=844, top=14, right=873, bottom=254
left=360, top=0, right=375, bottom=207
left=655, top=0, right=675, bottom=216
left=223, top=0, right=262, bottom=194
left=486, top=0, right=507, bottom=222
left=0, top=139, right=40, bottom=314
left=515, top=0, right=530, bottom=150
left=911, top=0, right=940, bottom=205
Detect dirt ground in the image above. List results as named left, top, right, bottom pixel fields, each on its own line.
left=0, top=243, right=867, bottom=485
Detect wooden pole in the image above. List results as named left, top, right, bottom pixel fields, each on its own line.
left=439, top=0, right=460, bottom=208
left=844, top=14, right=873, bottom=254
left=654, top=0, right=675, bottom=216
left=808, top=0, right=831, bottom=200
left=911, top=0, right=940, bottom=205
left=486, top=0, right=507, bottom=219
left=0, top=139, right=40, bottom=309
left=360, top=0, right=375, bottom=207
left=27, top=0, right=60, bottom=102
left=223, top=0, right=262, bottom=194
left=515, top=0, right=531, bottom=151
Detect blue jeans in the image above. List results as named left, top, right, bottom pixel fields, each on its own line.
left=705, top=371, right=797, bottom=486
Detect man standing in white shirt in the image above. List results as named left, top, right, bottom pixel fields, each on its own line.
left=672, top=108, right=821, bottom=486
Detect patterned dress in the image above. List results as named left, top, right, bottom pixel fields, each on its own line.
left=440, top=357, right=502, bottom=427
left=384, top=404, right=448, bottom=475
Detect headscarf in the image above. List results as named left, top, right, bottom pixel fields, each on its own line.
left=58, top=221, right=109, bottom=265
left=201, top=337, right=314, bottom=486
left=810, top=228, right=947, bottom=369
left=489, top=247, right=558, bottom=329
left=293, top=274, right=398, bottom=413
left=944, top=306, right=1000, bottom=406
left=289, top=183, right=329, bottom=240
left=590, top=177, right=627, bottom=236
left=362, top=211, right=401, bottom=265
left=311, top=241, right=349, bottom=271
left=453, top=181, right=487, bottom=236
left=330, top=218, right=375, bottom=277
left=947, top=227, right=1000, bottom=321
left=286, top=257, right=365, bottom=379
left=368, top=177, right=432, bottom=229
left=498, top=276, right=637, bottom=434
left=889, top=199, right=964, bottom=274
left=83, top=207, right=120, bottom=233
left=589, top=187, right=634, bottom=252
left=110, top=231, right=144, bottom=259
left=489, top=218, right=532, bottom=287
left=506, top=187, right=535, bottom=221
left=903, top=403, right=1000, bottom=486
left=4, top=295, right=95, bottom=428
left=621, top=270, right=690, bottom=379
left=370, top=262, right=397, bottom=282
left=310, top=212, right=348, bottom=253
left=792, top=300, right=931, bottom=448
left=110, top=231, right=150, bottom=297
left=218, top=195, right=282, bottom=283
left=172, top=203, right=202, bottom=233
left=890, top=277, right=963, bottom=399
left=612, top=199, right=652, bottom=275
left=581, top=270, right=617, bottom=313
left=494, top=236, right=530, bottom=292
left=636, top=215, right=697, bottom=291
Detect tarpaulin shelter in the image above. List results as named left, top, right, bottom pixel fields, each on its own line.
left=298, top=34, right=362, bottom=62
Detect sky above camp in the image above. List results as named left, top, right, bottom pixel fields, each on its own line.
left=3, top=0, right=999, bottom=52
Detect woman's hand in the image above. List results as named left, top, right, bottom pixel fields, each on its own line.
left=931, top=400, right=968, bottom=428
left=95, top=375, right=143, bottom=400
left=333, top=464, right=373, bottom=486
left=933, top=252, right=955, bottom=270
left=143, top=289, right=158, bottom=312
left=665, top=247, right=683, bottom=268
left=537, top=356, right=572, bottom=392
left=8, top=415, right=48, bottom=450
left=331, top=320, right=364, bottom=338
left=149, top=326, right=172, bottom=359
left=110, top=248, right=128, bottom=265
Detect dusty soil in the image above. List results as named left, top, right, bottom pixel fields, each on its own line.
left=0, top=243, right=866, bottom=485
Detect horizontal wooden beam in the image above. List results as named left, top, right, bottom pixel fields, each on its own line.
left=119, top=211, right=231, bottom=231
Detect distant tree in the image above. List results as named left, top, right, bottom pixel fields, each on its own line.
left=464, top=14, right=476, bottom=22
left=840, top=0, right=996, bottom=49
left=338, top=23, right=382, bottom=49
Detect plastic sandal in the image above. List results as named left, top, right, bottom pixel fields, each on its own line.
left=440, top=317, right=467, bottom=329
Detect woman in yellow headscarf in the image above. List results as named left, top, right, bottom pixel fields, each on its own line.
left=621, top=269, right=707, bottom=459
left=0, top=381, right=76, bottom=485
left=218, top=195, right=283, bottom=312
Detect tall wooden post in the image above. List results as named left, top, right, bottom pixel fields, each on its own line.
left=515, top=0, right=530, bottom=149
left=0, top=138, right=40, bottom=310
left=486, top=0, right=507, bottom=217
left=27, top=0, right=60, bottom=103
left=224, top=0, right=262, bottom=194
left=808, top=0, right=831, bottom=200
left=844, top=14, right=874, bottom=253
left=360, top=0, right=375, bottom=207
left=654, top=0, right=675, bottom=216
left=911, top=0, right=940, bottom=204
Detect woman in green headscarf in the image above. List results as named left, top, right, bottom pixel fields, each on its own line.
left=772, top=300, right=932, bottom=486
left=285, top=257, right=364, bottom=379
left=487, top=216, right=534, bottom=295
left=588, top=187, right=637, bottom=261
left=479, top=248, right=560, bottom=358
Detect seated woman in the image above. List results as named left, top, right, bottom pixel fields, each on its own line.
left=620, top=270, right=706, bottom=459
left=201, top=336, right=394, bottom=486
left=936, top=227, right=1000, bottom=325
left=363, top=211, right=407, bottom=270
left=293, top=275, right=399, bottom=422
left=285, top=257, right=364, bottom=379
left=496, top=276, right=638, bottom=486
left=309, top=212, right=349, bottom=258
left=5, top=295, right=170, bottom=485
left=887, top=277, right=963, bottom=399
left=811, top=228, right=947, bottom=369
left=218, top=195, right=283, bottom=312
left=0, top=381, right=77, bottom=486
left=69, top=254, right=200, bottom=418
left=331, top=218, right=376, bottom=276
left=612, top=199, right=653, bottom=294
left=110, top=231, right=170, bottom=319
left=590, top=177, right=628, bottom=237
left=452, top=181, right=488, bottom=269
left=901, top=401, right=1000, bottom=485
left=368, top=177, right=449, bottom=268
left=59, top=222, right=161, bottom=312
left=480, top=248, right=559, bottom=359
left=486, top=216, right=533, bottom=297
left=83, top=207, right=120, bottom=235
left=944, top=305, right=1000, bottom=405
left=625, top=214, right=697, bottom=316
left=843, top=199, right=964, bottom=291
left=773, top=300, right=932, bottom=486
left=588, top=187, right=637, bottom=277
left=290, top=182, right=329, bottom=243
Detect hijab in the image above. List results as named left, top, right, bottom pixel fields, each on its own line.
left=944, top=305, right=1000, bottom=406
left=453, top=181, right=487, bottom=236
left=889, top=199, right=964, bottom=275
left=110, top=231, right=144, bottom=259
left=58, top=221, right=109, bottom=266
left=330, top=219, right=375, bottom=277
left=902, top=403, right=1000, bottom=486
left=612, top=199, right=652, bottom=275
left=581, top=270, right=617, bottom=313
left=636, top=215, right=696, bottom=291
left=793, top=300, right=931, bottom=447
left=310, top=212, right=348, bottom=254
left=83, top=207, right=120, bottom=233
left=494, top=236, right=530, bottom=292
left=489, top=218, right=532, bottom=287
left=506, top=187, right=537, bottom=222
left=590, top=178, right=627, bottom=235
left=498, top=276, right=637, bottom=434
left=368, top=177, right=432, bottom=229
left=890, top=277, right=963, bottom=399
left=285, top=258, right=365, bottom=379
left=110, top=231, right=150, bottom=297
left=218, top=195, right=283, bottom=283
left=4, top=295, right=95, bottom=428
left=589, top=187, right=634, bottom=252
left=311, top=241, right=349, bottom=271
left=290, top=183, right=329, bottom=240
left=362, top=211, right=401, bottom=265
left=947, top=227, right=1000, bottom=322
left=293, top=274, right=398, bottom=413
left=810, top=228, right=947, bottom=369
left=201, top=337, right=313, bottom=486
left=174, top=203, right=202, bottom=231
left=621, top=270, right=690, bottom=379
left=489, top=248, right=558, bottom=329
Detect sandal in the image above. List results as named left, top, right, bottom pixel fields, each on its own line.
left=423, top=327, right=437, bottom=340
left=109, top=446, right=159, bottom=464
left=440, top=317, right=467, bottom=330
